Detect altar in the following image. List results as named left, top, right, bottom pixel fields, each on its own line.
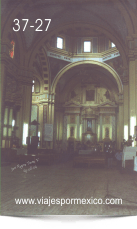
left=122, top=146, right=137, bottom=168
left=61, top=98, right=117, bottom=152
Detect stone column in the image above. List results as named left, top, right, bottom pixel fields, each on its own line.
left=21, top=85, right=32, bottom=145
left=39, top=105, right=43, bottom=148
left=129, top=59, right=136, bottom=141
left=77, top=114, right=80, bottom=140
left=48, top=103, right=52, bottom=124
left=99, top=115, right=103, bottom=141
left=92, top=119, right=96, bottom=134
left=1, top=42, right=11, bottom=123
left=42, top=104, right=48, bottom=148
left=51, top=103, right=55, bottom=124
left=83, top=118, right=86, bottom=133
left=82, top=117, right=84, bottom=134
left=1, top=63, right=6, bottom=123
left=62, top=115, right=68, bottom=152
left=112, top=115, right=116, bottom=141
left=56, top=112, right=59, bottom=141
left=51, top=102, right=55, bottom=149
left=123, top=82, right=129, bottom=140
left=117, top=101, right=124, bottom=149
left=135, top=59, right=137, bottom=124
left=81, top=85, right=86, bottom=104
left=59, top=112, right=63, bottom=141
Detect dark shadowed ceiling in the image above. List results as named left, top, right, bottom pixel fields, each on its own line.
left=2, top=0, right=136, bottom=49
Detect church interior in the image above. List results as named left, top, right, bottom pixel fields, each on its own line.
left=1, top=0, right=137, bottom=216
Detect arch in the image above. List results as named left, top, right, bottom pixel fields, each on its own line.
left=51, top=60, right=123, bottom=94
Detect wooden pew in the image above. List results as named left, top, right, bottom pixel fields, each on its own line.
left=73, top=155, right=106, bottom=167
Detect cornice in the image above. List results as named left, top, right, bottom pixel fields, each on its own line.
left=46, top=41, right=119, bottom=59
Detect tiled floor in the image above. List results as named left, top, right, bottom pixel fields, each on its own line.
left=1, top=161, right=137, bottom=216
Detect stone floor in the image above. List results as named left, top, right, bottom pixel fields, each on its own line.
left=1, top=160, right=137, bottom=216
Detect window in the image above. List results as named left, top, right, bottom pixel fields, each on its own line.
left=57, top=37, right=63, bottom=49
left=111, top=42, right=116, bottom=48
left=84, top=41, right=91, bottom=52
left=22, top=123, right=28, bottom=145
left=9, top=40, right=15, bottom=58
left=12, top=120, right=15, bottom=127
left=3, top=107, right=13, bottom=137
left=32, top=80, right=35, bottom=93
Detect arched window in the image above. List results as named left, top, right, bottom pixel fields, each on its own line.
left=32, top=80, right=35, bottom=93
left=9, top=40, right=15, bottom=58
left=111, top=42, right=115, bottom=48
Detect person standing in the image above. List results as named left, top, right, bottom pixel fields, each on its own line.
left=106, top=146, right=114, bottom=169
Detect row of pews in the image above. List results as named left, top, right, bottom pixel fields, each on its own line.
left=73, top=147, right=106, bottom=167
left=1, top=148, right=63, bottom=166
left=73, top=155, right=106, bottom=167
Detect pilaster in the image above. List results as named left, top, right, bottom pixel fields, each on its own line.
left=123, top=82, right=129, bottom=140
left=77, top=114, right=80, bottom=140
left=39, top=105, right=43, bottom=148
left=99, top=115, right=103, bottom=141
left=117, top=102, right=124, bottom=149
left=129, top=58, right=136, bottom=139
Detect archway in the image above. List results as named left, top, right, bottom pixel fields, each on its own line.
left=54, top=61, right=123, bottom=151
left=51, top=60, right=123, bottom=94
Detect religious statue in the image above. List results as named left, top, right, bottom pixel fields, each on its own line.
left=104, top=90, right=110, bottom=100
left=70, top=126, right=74, bottom=137
left=86, top=90, right=95, bottom=101
left=105, top=127, right=109, bottom=138
left=70, top=90, right=76, bottom=99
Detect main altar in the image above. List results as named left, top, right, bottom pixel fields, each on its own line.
left=55, top=71, right=119, bottom=152
left=60, top=98, right=117, bottom=152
